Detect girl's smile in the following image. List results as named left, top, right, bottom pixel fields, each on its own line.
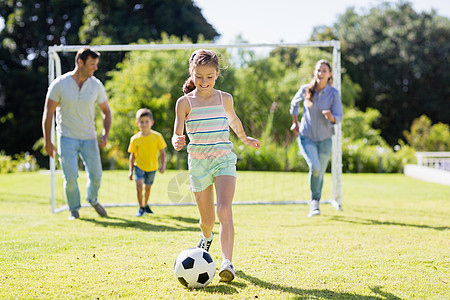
left=192, top=65, right=219, bottom=94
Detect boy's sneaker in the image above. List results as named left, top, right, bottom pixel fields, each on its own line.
left=219, top=259, right=236, bottom=282
left=92, top=203, right=107, bottom=217
left=68, top=210, right=79, bottom=220
left=144, top=205, right=153, bottom=214
left=136, top=207, right=146, bottom=217
left=307, top=199, right=320, bottom=218
left=197, top=233, right=213, bottom=252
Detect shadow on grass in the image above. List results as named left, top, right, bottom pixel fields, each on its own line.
left=0, top=191, right=49, bottom=204
left=79, top=215, right=199, bottom=232
left=236, top=271, right=403, bottom=300
left=164, top=215, right=200, bottom=224
left=329, top=216, right=448, bottom=231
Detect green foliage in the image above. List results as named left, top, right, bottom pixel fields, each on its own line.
left=333, top=2, right=450, bottom=144
left=342, top=108, right=385, bottom=145
left=79, top=0, right=219, bottom=45
left=0, top=0, right=86, bottom=156
left=103, top=43, right=364, bottom=172
left=0, top=151, right=39, bottom=173
left=341, top=107, right=416, bottom=173
left=104, top=35, right=195, bottom=157
left=403, top=114, right=450, bottom=151
left=0, top=0, right=218, bottom=158
left=342, top=138, right=415, bottom=173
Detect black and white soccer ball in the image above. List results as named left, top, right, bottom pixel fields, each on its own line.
left=174, top=248, right=216, bottom=288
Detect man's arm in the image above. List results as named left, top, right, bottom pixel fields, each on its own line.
left=98, top=101, right=112, bottom=148
left=42, top=98, right=59, bottom=158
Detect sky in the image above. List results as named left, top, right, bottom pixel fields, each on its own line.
left=0, top=1, right=448, bottom=43
left=194, top=0, right=450, bottom=44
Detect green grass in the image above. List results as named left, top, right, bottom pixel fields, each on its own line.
left=0, top=171, right=449, bottom=299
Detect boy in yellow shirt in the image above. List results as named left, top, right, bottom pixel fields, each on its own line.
left=128, top=108, right=167, bottom=216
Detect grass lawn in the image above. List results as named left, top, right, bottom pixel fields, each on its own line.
left=0, top=171, right=449, bottom=299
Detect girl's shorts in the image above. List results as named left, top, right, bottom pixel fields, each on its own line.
left=134, top=166, right=156, bottom=185
left=188, top=152, right=237, bottom=192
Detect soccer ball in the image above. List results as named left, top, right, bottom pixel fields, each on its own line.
left=174, top=248, right=216, bottom=288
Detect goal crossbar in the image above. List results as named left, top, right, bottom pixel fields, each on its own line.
left=47, top=41, right=342, bottom=214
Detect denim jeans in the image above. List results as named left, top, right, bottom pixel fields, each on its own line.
left=298, top=136, right=332, bottom=201
left=58, top=136, right=102, bottom=212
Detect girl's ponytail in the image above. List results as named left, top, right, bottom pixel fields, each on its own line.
left=182, top=76, right=195, bottom=94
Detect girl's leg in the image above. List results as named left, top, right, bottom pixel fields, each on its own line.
left=194, top=184, right=215, bottom=239
left=214, top=175, right=236, bottom=261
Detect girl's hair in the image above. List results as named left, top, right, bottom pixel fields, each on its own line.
left=182, top=49, right=220, bottom=94
left=304, top=59, right=333, bottom=106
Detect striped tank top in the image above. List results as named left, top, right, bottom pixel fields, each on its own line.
left=185, top=91, right=233, bottom=159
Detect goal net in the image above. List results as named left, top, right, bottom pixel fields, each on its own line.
left=47, top=41, right=342, bottom=213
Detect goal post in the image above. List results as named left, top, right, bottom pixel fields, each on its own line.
left=47, top=41, right=342, bottom=213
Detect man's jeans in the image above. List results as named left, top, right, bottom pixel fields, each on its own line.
left=58, top=136, right=102, bottom=212
left=298, top=136, right=332, bottom=201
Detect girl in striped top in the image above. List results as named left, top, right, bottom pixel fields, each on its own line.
left=172, top=49, right=260, bottom=283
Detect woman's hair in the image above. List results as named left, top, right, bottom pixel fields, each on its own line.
left=182, top=49, right=220, bottom=94
left=304, top=59, right=333, bottom=106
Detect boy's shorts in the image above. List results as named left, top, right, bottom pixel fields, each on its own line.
left=188, top=152, right=237, bottom=192
left=134, top=166, right=156, bottom=185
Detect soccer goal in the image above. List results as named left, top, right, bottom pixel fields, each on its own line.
left=47, top=41, right=342, bottom=214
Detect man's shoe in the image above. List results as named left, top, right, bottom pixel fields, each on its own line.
left=68, top=210, right=79, bottom=220
left=144, top=205, right=153, bottom=214
left=219, top=259, right=236, bottom=282
left=197, top=233, right=213, bottom=252
left=92, top=203, right=107, bottom=217
left=308, top=199, right=320, bottom=218
left=136, top=207, right=146, bottom=217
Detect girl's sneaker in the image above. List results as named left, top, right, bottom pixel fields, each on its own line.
left=197, top=233, right=213, bottom=252
left=219, top=259, right=236, bottom=282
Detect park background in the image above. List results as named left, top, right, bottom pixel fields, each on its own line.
left=0, top=0, right=449, bottom=173
left=0, top=1, right=449, bottom=299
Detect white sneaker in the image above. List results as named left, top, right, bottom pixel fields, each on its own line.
left=219, top=259, right=236, bottom=282
left=308, top=200, right=320, bottom=218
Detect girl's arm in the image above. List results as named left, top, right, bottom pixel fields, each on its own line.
left=172, top=97, right=189, bottom=151
left=223, top=92, right=260, bottom=149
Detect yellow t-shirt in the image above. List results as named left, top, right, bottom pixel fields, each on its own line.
left=128, top=130, right=167, bottom=172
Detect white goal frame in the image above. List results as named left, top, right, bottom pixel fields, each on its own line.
left=47, top=41, right=342, bottom=213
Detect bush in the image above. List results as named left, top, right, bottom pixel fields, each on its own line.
left=0, top=151, right=39, bottom=173
left=342, top=139, right=415, bottom=173
left=403, top=115, right=450, bottom=151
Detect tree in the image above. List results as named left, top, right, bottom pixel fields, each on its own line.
left=104, top=35, right=192, bottom=155
left=403, top=115, right=450, bottom=151
left=0, top=0, right=85, bottom=159
left=333, top=1, right=450, bottom=144
left=0, top=0, right=218, bottom=165
left=80, top=0, right=218, bottom=45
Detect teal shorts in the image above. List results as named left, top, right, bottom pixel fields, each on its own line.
left=188, top=152, right=237, bottom=192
